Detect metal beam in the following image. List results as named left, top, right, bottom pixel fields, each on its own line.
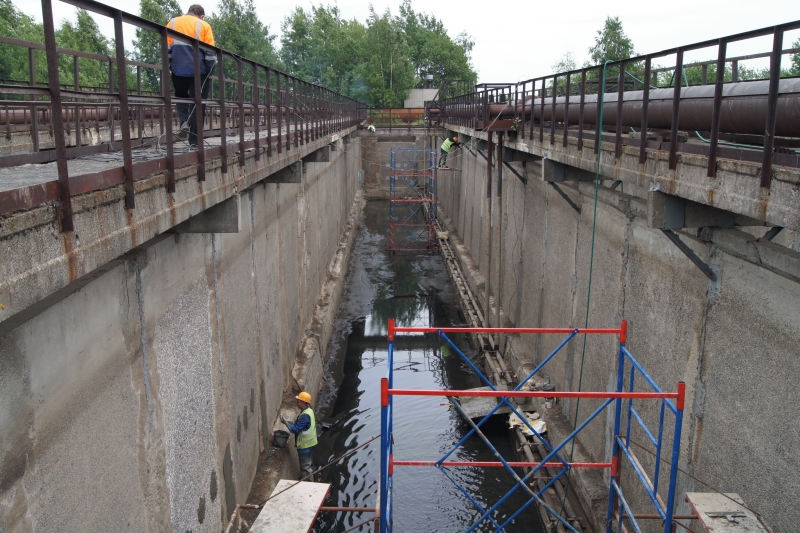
left=661, top=230, right=718, bottom=281
left=549, top=183, right=581, bottom=215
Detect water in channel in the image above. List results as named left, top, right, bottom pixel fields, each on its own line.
left=313, top=201, right=545, bottom=533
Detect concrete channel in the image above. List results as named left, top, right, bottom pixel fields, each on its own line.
left=2, top=121, right=799, bottom=532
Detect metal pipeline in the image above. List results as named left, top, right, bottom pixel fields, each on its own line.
left=0, top=104, right=327, bottom=125
left=448, top=79, right=800, bottom=137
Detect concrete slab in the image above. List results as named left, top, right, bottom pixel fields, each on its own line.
left=250, top=480, right=330, bottom=533
left=457, top=386, right=539, bottom=420
left=685, top=492, right=770, bottom=533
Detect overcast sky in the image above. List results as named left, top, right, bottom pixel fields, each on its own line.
left=10, top=0, right=800, bottom=83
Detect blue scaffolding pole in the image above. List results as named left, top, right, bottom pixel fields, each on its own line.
left=379, top=322, right=686, bottom=533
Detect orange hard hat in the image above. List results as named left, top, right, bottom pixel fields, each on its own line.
left=453, top=136, right=458, bottom=142
left=296, top=392, right=312, bottom=403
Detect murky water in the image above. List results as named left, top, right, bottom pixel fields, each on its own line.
left=312, top=202, right=545, bottom=533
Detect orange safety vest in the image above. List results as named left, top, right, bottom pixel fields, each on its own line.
left=167, top=15, right=216, bottom=77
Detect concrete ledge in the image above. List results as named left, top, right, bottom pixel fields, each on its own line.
left=265, top=161, right=302, bottom=183
left=0, top=126, right=358, bottom=334
left=543, top=158, right=595, bottom=183
left=648, top=190, right=767, bottom=230
left=301, top=145, right=331, bottom=163
left=172, top=193, right=241, bottom=233
left=447, top=123, right=800, bottom=231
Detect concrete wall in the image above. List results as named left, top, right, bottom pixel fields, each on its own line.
left=0, top=138, right=363, bottom=533
left=436, top=133, right=800, bottom=532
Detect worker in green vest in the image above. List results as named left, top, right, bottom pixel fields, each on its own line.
left=438, top=135, right=461, bottom=169
left=281, top=391, right=317, bottom=479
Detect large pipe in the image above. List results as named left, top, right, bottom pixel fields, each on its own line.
left=0, top=104, right=330, bottom=125
left=446, top=79, right=800, bottom=137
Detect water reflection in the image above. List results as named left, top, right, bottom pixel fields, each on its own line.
left=314, top=201, right=544, bottom=533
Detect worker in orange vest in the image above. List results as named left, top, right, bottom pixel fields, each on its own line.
left=167, top=5, right=216, bottom=147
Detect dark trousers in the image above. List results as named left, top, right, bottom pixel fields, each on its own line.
left=440, top=148, right=448, bottom=167
left=172, top=73, right=210, bottom=145
left=299, top=451, right=314, bottom=479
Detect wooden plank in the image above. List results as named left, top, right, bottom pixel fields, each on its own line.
left=685, top=492, right=769, bottom=533
left=250, top=480, right=331, bottom=533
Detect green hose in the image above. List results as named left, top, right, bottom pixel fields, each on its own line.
left=559, top=59, right=613, bottom=518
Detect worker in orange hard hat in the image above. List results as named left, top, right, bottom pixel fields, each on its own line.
left=438, top=134, right=462, bottom=169
left=167, top=5, right=216, bottom=147
left=280, top=391, right=317, bottom=478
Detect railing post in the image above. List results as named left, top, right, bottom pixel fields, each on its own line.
left=112, top=11, right=135, bottom=208
left=29, top=47, right=40, bottom=152
left=237, top=58, right=245, bottom=166
left=216, top=52, right=229, bottom=173
left=640, top=58, right=651, bottom=165
left=539, top=79, right=545, bottom=143
left=266, top=68, right=272, bottom=159
left=668, top=49, right=683, bottom=170
left=578, top=70, right=586, bottom=150
left=276, top=73, right=282, bottom=154
left=761, top=28, right=783, bottom=188
left=253, top=62, right=260, bottom=161
left=707, top=39, right=726, bottom=178
left=160, top=26, right=176, bottom=192
left=550, top=75, right=557, bottom=144
left=563, top=74, right=571, bottom=147
left=41, top=0, right=73, bottom=231
left=192, top=40, right=205, bottom=180
left=615, top=61, right=625, bottom=159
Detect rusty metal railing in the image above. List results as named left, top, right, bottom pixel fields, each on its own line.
left=437, top=21, right=800, bottom=188
left=0, top=0, right=367, bottom=231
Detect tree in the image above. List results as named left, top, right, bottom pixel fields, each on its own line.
left=56, top=9, right=114, bottom=90
left=790, top=38, right=800, bottom=76
left=358, top=7, right=415, bottom=107
left=206, top=0, right=280, bottom=67
left=396, top=0, right=476, bottom=88
left=0, top=0, right=45, bottom=84
left=552, top=51, right=577, bottom=74
left=588, top=16, right=634, bottom=65
left=133, top=0, right=182, bottom=93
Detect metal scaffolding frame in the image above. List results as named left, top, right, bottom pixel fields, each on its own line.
left=379, top=321, right=686, bottom=533
left=388, top=148, right=438, bottom=254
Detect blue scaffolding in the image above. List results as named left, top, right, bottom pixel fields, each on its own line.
left=379, top=321, right=686, bottom=533
left=388, top=148, right=438, bottom=254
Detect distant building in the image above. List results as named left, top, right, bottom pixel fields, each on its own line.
left=404, top=88, right=439, bottom=108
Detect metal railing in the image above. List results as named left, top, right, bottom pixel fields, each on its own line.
left=436, top=21, right=800, bottom=188
left=0, top=0, right=367, bottom=230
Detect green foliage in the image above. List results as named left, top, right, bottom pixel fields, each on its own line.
left=552, top=52, right=577, bottom=74
left=0, top=0, right=45, bottom=84
left=790, top=38, right=800, bottom=76
left=55, top=9, right=114, bottom=90
left=1, top=0, right=475, bottom=107
left=396, top=0, right=476, bottom=87
left=279, top=1, right=474, bottom=106
left=280, top=5, right=366, bottom=96
left=206, top=0, right=281, bottom=67
left=133, top=0, right=182, bottom=93
left=588, top=16, right=635, bottom=65
left=357, top=7, right=416, bottom=107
